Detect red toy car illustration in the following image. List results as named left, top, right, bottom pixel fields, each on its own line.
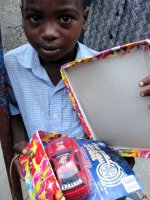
left=45, top=137, right=91, bottom=200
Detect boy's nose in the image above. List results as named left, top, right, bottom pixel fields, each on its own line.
left=41, top=22, right=59, bottom=41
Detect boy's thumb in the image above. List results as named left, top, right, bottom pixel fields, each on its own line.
left=22, top=147, right=28, bottom=155
left=13, top=141, right=28, bottom=154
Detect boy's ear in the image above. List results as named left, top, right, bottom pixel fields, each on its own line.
left=82, top=7, right=89, bottom=31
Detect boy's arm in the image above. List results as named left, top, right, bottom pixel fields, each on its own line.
left=5, top=70, right=28, bottom=149
left=11, top=114, right=28, bottom=144
left=11, top=114, right=29, bottom=180
left=5, top=64, right=28, bottom=179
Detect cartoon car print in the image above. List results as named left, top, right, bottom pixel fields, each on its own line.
left=45, top=137, right=91, bottom=200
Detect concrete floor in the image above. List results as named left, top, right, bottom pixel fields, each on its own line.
left=0, top=143, right=27, bottom=200
left=134, top=158, right=150, bottom=196
left=0, top=142, right=150, bottom=200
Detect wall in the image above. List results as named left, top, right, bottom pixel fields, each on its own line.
left=0, top=0, right=26, bottom=53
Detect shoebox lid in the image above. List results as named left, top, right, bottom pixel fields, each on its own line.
left=61, top=40, right=150, bottom=157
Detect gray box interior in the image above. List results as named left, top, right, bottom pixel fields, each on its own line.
left=64, top=48, right=150, bottom=150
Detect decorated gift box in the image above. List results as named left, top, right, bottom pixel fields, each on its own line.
left=20, top=131, right=143, bottom=200
left=61, top=39, right=150, bottom=158
left=19, top=131, right=65, bottom=200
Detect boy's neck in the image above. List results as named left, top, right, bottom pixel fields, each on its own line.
left=40, top=44, right=78, bottom=86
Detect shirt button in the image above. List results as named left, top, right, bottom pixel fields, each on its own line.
left=52, top=114, right=58, bottom=119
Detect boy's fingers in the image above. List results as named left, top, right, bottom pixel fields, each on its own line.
left=54, top=190, right=65, bottom=200
left=14, top=157, right=25, bottom=181
left=139, top=75, right=150, bottom=87
left=140, top=89, right=150, bottom=97
left=143, top=195, right=150, bottom=200
left=13, top=141, right=28, bottom=154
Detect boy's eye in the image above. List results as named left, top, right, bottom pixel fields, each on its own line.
left=59, top=16, right=72, bottom=24
left=30, top=15, right=42, bottom=23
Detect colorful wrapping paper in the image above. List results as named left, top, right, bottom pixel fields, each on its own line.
left=60, top=39, right=150, bottom=158
left=19, top=131, right=66, bottom=200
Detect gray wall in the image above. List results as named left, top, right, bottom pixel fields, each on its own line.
left=0, top=0, right=27, bottom=53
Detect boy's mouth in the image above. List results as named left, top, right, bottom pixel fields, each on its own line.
left=40, top=46, right=61, bottom=56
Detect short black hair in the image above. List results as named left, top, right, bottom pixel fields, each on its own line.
left=21, top=0, right=87, bottom=9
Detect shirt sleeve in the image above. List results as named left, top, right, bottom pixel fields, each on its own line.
left=6, top=71, right=20, bottom=115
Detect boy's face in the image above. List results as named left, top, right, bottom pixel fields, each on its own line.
left=22, top=0, right=88, bottom=62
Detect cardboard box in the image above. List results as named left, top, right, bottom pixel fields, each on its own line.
left=61, top=39, right=150, bottom=158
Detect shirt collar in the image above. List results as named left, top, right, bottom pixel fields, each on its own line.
left=17, top=44, right=40, bottom=69
left=17, top=42, right=96, bottom=69
left=17, top=42, right=96, bottom=90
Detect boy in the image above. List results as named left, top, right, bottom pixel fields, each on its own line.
left=5, top=0, right=150, bottom=181
left=5, top=0, right=97, bottom=179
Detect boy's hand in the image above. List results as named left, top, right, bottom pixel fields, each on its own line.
left=143, top=195, right=150, bottom=200
left=139, top=75, right=150, bottom=108
left=13, top=141, right=28, bottom=181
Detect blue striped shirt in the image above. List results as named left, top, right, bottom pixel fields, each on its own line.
left=5, top=42, right=97, bottom=139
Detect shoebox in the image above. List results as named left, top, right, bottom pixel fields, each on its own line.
left=19, top=131, right=143, bottom=200
left=61, top=39, right=150, bottom=158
